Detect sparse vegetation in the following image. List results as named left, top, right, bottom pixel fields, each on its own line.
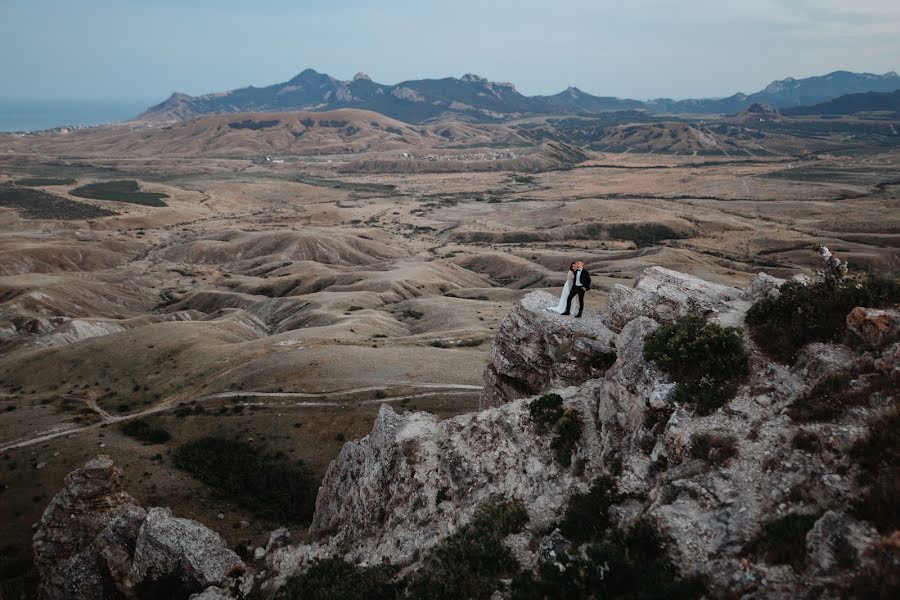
left=14, top=178, right=76, bottom=186
left=528, top=393, right=583, bottom=466
left=407, top=496, right=528, bottom=600
left=172, top=437, right=318, bottom=524
left=789, top=366, right=892, bottom=422
left=644, top=315, right=749, bottom=415
left=851, top=408, right=900, bottom=532
left=228, top=119, right=280, bottom=130
left=0, top=185, right=116, bottom=219
left=120, top=419, right=170, bottom=444
left=558, top=476, right=618, bottom=544
left=70, top=180, right=169, bottom=207
left=745, top=513, right=820, bottom=568
left=690, top=432, right=738, bottom=465
left=512, top=518, right=706, bottom=600
left=746, top=273, right=900, bottom=363
left=276, top=558, right=401, bottom=600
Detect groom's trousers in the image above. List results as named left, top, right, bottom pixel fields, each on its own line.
left=565, top=285, right=586, bottom=316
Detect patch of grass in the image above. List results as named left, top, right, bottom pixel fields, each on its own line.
left=407, top=496, right=528, bottom=600
left=745, top=513, right=820, bottom=569
left=512, top=518, right=706, bottom=600
left=14, top=177, right=76, bottom=186
left=746, top=273, right=900, bottom=363
left=120, top=419, right=170, bottom=444
left=558, top=476, right=618, bottom=544
left=851, top=408, right=900, bottom=532
left=172, top=437, right=317, bottom=524
left=276, top=558, right=401, bottom=600
left=690, top=432, right=739, bottom=465
left=607, top=223, right=688, bottom=248
left=644, top=315, right=749, bottom=415
left=591, top=350, right=617, bottom=372
left=70, top=180, right=169, bottom=207
left=528, top=394, right=583, bottom=466
left=228, top=119, right=279, bottom=130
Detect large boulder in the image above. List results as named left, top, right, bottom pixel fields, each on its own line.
left=602, top=266, right=745, bottom=332
left=479, top=290, right=615, bottom=408
left=846, top=306, right=900, bottom=348
left=33, top=456, right=245, bottom=600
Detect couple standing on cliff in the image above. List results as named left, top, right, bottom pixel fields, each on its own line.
left=546, top=260, right=591, bottom=318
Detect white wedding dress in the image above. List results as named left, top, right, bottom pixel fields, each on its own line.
left=546, top=279, right=572, bottom=314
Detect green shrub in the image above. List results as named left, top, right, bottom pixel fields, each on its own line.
left=511, top=519, right=705, bottom=600
left=690, top=432, right=738, bottom=465
left=528, top=393, right=564, bottom=430
left=746, top=273, right=900, bottom=363
left=792, top=430, right=821, bottom=452
left=528, top=394, right=583, bottom=466
left=276, top=558, right=401, bottom=600
left=745, top=513, right=819, bottom=568
left=851, top=408, right=900, bottom=533
left=173, top=437, right=317, bottom=524
left=591, top=350, right=618, bottom=372
left=558, top=476, right=618, bottom=544
left=644, top=315, right=749, bottom=415
left=407, top=496, right=528, bottom=600
left=120, top=419, right=170, bottom=444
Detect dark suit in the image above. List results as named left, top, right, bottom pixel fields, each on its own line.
left=564, top=268, right=591, bottom=316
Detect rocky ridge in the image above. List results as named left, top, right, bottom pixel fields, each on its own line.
left=36, top=266, right=898, bottom=599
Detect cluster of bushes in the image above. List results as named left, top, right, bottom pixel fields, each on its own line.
left=851, top=408, right=900, bottom=533
left=173, top=437, right=317, bottom=524
left=644, top=315, right=749, bottom=415
left=512, top=477, right=705, bottom=599
left=278, top=496, right=528, bottom=600
left=120, top=419, right=170, bottom=444
left=528, top=394, right=583, bottom=466
left=746, top=273, right=900, bottom=363
left=70, top=180, right=169, bottom=207
left=743, top=513, right=820, bottom=569
left=788, top=365, right=892, bottom=423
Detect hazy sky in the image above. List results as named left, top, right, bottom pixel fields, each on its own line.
left=2, top=0, right=899, bottom=102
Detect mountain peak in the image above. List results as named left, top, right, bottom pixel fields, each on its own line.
left=353, top=72, right=372, bottom=81
left=460, top=73, right=488, bottom=84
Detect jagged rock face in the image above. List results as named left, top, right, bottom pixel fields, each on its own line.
left=33, top=456, right=244, bottom=600
left=602, top=266, right=746, bottom=332
left=268, top=266, right=896, bottom=599
left=302, top=392, right=606, bottom=567
left=479, top=290, right=615, bottom=408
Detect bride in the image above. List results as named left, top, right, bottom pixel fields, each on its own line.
left=546, top=262, right=576, bottom=314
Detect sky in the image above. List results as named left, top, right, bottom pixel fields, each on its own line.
left=1, top=0, right=899, bottom=103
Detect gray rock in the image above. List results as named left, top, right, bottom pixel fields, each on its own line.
left=479, top=290, right=615, bottom=408
left=806, top=511, right=878, bottom=573
left=602, top=266, right=743, bottom=332
left=742, top=272, right=786, bottom=303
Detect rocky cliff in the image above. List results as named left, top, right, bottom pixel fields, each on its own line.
left=37, top=266, right=898, bottom=599
left=33, top=456, right=245, bottom=600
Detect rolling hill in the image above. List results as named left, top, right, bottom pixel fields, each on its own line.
left=782, top=89, right=900, bottom=116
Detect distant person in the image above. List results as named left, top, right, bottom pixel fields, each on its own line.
left=561, top=260, right=590, bottom=318
left=546, top=262, right=577, bottom=314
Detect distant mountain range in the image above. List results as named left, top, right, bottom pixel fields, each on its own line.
left=139, top=69, right=900, bottom=124
left=782, top=89, right=900, bottom=117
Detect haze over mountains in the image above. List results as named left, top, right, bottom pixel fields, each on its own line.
left=139, top=68, right=900, bottom=124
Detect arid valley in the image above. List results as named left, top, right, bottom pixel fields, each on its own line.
left=1, top=96, right=899, bottom=597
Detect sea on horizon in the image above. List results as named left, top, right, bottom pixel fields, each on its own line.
left=0, top=98, right=157, bottom=133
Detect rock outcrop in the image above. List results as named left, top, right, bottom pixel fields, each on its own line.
left=33, top=456, right=244, bottom=600
left=36, top=267, right=898, bottom=600
left=479, top=290, right=615, bottom=408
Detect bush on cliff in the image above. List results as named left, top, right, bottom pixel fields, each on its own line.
left=172, top=437, right=317, bottom=524
left=407, top=496, right=529, bottom=599
left=558, top=476, right=619, bottom=544
left=528, top=394, right=584, bottom=466
left=851, top=408, right=900, bottom=533
left=512, top=518, right=706, bottom=600
left=746, top=273, right=900, bottom=363
left=276, top=558, right=401, bottom=600
left=644, top=315, right=749, bottom=415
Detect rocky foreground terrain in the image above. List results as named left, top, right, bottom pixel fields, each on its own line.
left=34, top=266, right=898, bottom=599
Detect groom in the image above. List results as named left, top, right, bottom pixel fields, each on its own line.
left=562, top=260, right=591, bottom=318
